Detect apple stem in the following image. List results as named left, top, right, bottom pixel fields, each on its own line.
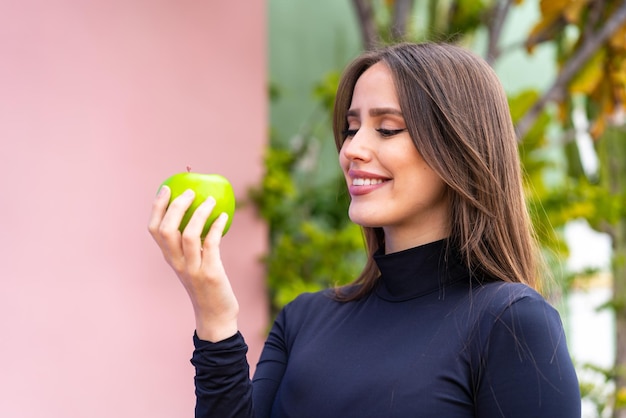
left=186, top=165, right=191, bottom=173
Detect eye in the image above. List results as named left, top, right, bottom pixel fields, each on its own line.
left=376, top=128, right=407, bottom=137
left=342, top=128, right=359, bottom=139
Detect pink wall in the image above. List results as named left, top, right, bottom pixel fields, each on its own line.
left=0, top=1, right=267, bottom=416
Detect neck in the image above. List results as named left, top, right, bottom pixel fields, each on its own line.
left=383, top=229, right=451, bottom=254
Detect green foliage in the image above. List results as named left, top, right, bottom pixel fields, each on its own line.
left=526, top=0, right=626, bottom=139
left=268, top=221, right=365, bottom=309
left=576, top=362, right=615, bottom=417
left=447, top=0, right=488, bottom=36
left=250, top=77, right=366, bottom=314
left=248, top=146, right=298, bottom=236
left=421, top=0, right=490, bottom=42
left=510, top=90, right=571, bottom=286
left=249, top=141, right=366, bottom=315
left=312, top=70, right=341, bottom=118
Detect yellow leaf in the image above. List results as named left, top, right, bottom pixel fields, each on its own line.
left=562, top=0, right=588, bottom=24
left=526, top=0, right=580, bottom=52
left=616, top=386, right=626, bottom=408
left=526, top=16, right=564, bottom=52
left=609, top=23, right=626, bottom=50
left=539, top=0, right=570, bottom=16
left=589, top=115, right=606, bottom=140
left=596, top=84, right=614, bottom=116
left=608, top=72, right=626, bottom=109
left=569, top=49, right=605, bottom=94
left=557, top=101, right=569, bottom=122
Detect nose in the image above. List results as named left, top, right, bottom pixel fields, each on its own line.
left=340, top=130, right=373, bottom=162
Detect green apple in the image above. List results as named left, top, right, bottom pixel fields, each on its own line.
left=160, top=172, right=235, bottom=237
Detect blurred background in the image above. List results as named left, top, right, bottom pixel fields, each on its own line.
left=1, top=0, right=625, bottom=417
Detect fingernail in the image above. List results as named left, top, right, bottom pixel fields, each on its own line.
left=198, top=196, right=215, bottom=209
left=182, top=189, right=195, bottom=199
left=157, top=185, right=169, bottom=197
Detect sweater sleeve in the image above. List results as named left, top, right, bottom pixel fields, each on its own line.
left=475, top=295, right=581, bottom=417
left=191, top=332, right=254, bottom=418
left=190, top=305, right=292, bottom=418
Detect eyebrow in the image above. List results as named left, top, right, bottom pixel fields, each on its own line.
left=346, top=107, right=404, bottom=118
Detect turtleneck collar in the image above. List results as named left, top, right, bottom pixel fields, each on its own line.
left=373, top=239, right=469, bottom=302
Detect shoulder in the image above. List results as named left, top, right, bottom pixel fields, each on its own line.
left=282, top=285, right=362, bottom=311
left=283, top=288, right=337, bottom=310
left=466, top=282, right=567, bottom=350
left=270, top=287, right=359, bottom=349
left=468, top=282, right=568, bottom=355
left=277, top=285, right=367, bottom=329
left=277, top=288, right=344, bottom=327
left=469, top=283, right=581, bottom=415
left=471, top=281, right=552, bottom=316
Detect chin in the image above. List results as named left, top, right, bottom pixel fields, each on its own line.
left=348, top=210, right=383, bottom=228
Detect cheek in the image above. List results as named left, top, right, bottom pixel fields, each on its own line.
left=338, top=148, right=349, bottom=171
left=424, top=172, right=449, bottom=207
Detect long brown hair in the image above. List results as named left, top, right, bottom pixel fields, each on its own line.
left=332, top=42, right=540, bottom=301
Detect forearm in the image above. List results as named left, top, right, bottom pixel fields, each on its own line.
left=192, top=301, right=239, bottom=343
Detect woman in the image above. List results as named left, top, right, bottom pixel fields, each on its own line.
left=149, top=42, right=581, bottom=417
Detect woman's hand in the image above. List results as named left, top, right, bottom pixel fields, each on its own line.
left=148, top=185, right=239, bottom=342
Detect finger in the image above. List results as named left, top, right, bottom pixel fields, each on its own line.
left=182, top=196, right=217, bottom=268
left=158, top=189, right=195, bottom=262
left=147, top=185, right=171, bottom=240
left=199, top=213, right=229, bottom=282
left=202, top=212, right=229, bottom=260
left=159, top=189, right=195, bottom=236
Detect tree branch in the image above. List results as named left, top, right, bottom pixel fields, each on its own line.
left=351, top=0, right=380, bottom=50
left=515, top=1, right=626, bottom=141
left=485, top=0, right=514, bottom=66
left=391, top=0, right=415, bottom=41
left=583, top=0, right=605, bottom=41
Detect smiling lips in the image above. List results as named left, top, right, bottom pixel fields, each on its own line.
left=348, top=170, right=390, bottom=195
left=352, top=178, right=384, bottom=186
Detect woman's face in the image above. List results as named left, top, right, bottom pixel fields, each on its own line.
left=339, top=62, right=450, bottom=253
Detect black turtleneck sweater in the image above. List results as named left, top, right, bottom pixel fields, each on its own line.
left=191, top=240, right=580, bottom=417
